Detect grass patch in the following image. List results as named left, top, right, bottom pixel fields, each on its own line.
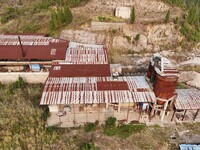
left=104, top=117, right=146, bottom=138
left=93, top=15, right=125, bottom=23
left=178, top=65, right=200, bottom=73
left=176, top=82, right=188, bottom=89
left=84, top=123, right=96, bottom=132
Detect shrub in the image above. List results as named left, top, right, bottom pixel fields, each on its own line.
left=130, top=6, right=136, bottom=23
left=41, top=106, right=50, bottom=122
left=20, top=24, right=40, bottom=33
left=84, top=123, right=96, bottom=132
left=135, top=34, right=140, bottom=41
left=79, top=142, right=100, bottom=150
left=9, top=76, right=26, bottom=92
left=117, top=124, right=146, bottom=138
left=1, top=7, right=21, bottom=23
left=105, top=117, right=116, bottom=128
left=0, top=81, right=4, bottom=89
left=164, top=9, right=170, bottom=23
left=49, top=6, right=73, bottom=31
left=98, top=16, right=106, bottom=22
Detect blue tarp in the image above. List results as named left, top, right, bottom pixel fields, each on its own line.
left=179, top=144, right=200, bottom=150
left=29, top=64, right=40, bottom=72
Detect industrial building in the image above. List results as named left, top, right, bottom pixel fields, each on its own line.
left=40, top=42, right=200, bottom=127
left=0, top=34, right=199, bottom=126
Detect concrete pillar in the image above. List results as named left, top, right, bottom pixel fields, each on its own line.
left=118, top=103, right=121, bottom=112
left=161, top=100, right=169, bottom=121
left=106, top=103, right=109, bottom=110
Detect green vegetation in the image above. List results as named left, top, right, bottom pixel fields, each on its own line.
left=49, top=6, right=73, bottom=31
left=135, top=34, right=140, bottom=41
left=0, top=7, right=22, bottom=24
left=178, top=65, right=200, bottom=72
left=163, top=0, right=200, bottom=42
left=0, top=77, right=61, bottom=149
left=130, top=6, right=136, bottom=24
left=84, top=123, right=96, bottom=132
left=103, top=117, right=146, bottom=138
left=34, top=0, right=89, bottom=9
left=79, top=142, right=100, bottom=150
left=176, top=82, right=188, bottom=89
left=0, top=0, right=88, bottom=34
left=164, top=9, right=170, bottom=23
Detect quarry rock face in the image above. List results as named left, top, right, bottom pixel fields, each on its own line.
left=179, top=71, right=200, bottom=89
left=60, top=30, right=105, bottom=44
left=147, top=23, right=183, bottom=45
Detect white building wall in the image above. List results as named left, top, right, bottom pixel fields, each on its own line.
left=115, top=7, right=132, bottom=19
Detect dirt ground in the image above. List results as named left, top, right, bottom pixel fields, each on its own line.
left=56, top=122, right=200, bottom=150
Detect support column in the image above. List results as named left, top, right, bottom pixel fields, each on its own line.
left=118, top=103, right=121, bottom=113
left=171, top=109, right=176, bottom=121
left=73, top=104, right=76, bottom=126
left=193, top=109, right=199, bottom=121
left=106, top=103, right=109, bottom=110
left=150, top=102, right=156, bottom=121
left=182, top=110, right=187, bottom=121
left=161, top=100, right=169, bottom=121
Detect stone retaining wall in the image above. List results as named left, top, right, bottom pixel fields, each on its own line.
left=0, top=72, right=49, bottom=84
left=91, top=21, right=125, bottom=31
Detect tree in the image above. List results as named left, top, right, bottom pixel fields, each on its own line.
left=164, top=9, right=170, bottom=23
left=63, top=5, right=73, bottom=25
left=49, top=6, right=73, bottom=31
left=130, top=6, right=136, bottom=24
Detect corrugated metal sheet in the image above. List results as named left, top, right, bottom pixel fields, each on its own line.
left=175, top=89, right=200, bottom=110
left=97, top=81, right=129, bottom=90
left=0, top=35, right=69, bottom=60
left=49, top=64, right=110, bottom=77
left=65, top=42, right=108, bottom=64
left=179, top=144, right=200, bottom=150
left=40, top=76, right=156, bottom=105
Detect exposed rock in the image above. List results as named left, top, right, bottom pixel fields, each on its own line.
left=60, top=30, right=106, bottom=44
left=147, top=23, right=182, bottom=45
left=179, top=71, right=200, bottom=89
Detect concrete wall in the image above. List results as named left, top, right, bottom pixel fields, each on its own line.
left=115, top=7, right=131, bottom=19
left=91, top=21, right=125, bottom=31
left=0, top=72, right=49, bottom=84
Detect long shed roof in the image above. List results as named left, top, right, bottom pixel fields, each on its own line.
left=65, top=42, right=108, bottom=64
left=49, top=64, right=111, bottom=77
left=175, top=89, right=200, bottom=110
left=0, top=35, right=69, bottom=60
left=40, top=76, right=156, bottom=105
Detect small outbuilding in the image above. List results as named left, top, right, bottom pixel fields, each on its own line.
left=115, top=7, right=132, bottom=19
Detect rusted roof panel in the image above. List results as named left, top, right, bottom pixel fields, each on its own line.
left=175, top=89, right=200, bottom=110
left=0, top=35, right=68, bottom=60
left=40, top=76, right=156, bottom=105
left=97, top=81, right=129, bottom=90
left=65, top=42, right=108, bottom=64
left=49, top=64, right=110, bottom=77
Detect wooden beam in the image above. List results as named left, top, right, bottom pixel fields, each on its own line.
left=150, top=102, right=156, bottom=121
left=161, top=100, right=169, bottom=121
left=182, top=110, right=187, bottom=121
left=193, top=109, right=199, bottom=121
left=171, top=109, right=176, bottom=121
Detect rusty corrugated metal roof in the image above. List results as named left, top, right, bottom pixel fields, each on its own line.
left=175, top=89, right=200, bottom=110
left=65, top=42, right=108, bottom=64
left=97, top=81, right=129, bottom=90
left=0, top=35, right=69, bottom=60
left=49, top=64, right=110, bottom=77
left=40, top=76, right=156, bottom=105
